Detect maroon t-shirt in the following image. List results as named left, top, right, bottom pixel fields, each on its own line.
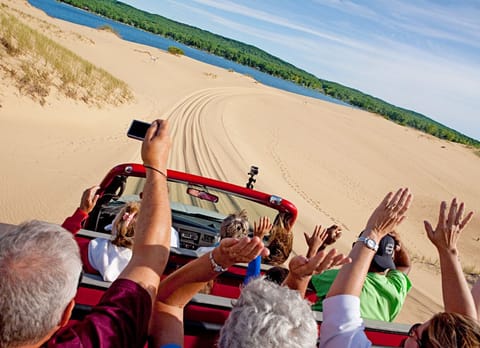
left=45, top=279, right=151, bottom=347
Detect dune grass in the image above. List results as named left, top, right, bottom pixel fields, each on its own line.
left=411, top=251, right=480, bottom=281
left=0, top=5, right=132, bottom=106
left=97, top=24, right=121, bottom=38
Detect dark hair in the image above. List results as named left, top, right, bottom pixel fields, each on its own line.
left=425, top=312, right=480, bottom=348
left=265, top=266, right=289, bottom=285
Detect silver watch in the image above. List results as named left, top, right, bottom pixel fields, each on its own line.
left=209, top=251, right=228, bottom=272
left=357, top=236, right=378, bottom=252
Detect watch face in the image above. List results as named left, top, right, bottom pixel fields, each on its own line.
left=367, top=239, right=376, bottom=248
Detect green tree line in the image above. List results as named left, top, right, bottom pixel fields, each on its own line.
left=59, top=0, right=479, bottom=147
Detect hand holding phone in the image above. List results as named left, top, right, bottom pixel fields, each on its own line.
left=127, top=120, right=151, bottom=141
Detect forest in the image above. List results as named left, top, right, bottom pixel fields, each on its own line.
left=59, top=0, right=480, bottom=147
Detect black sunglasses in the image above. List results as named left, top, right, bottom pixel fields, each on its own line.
left=407, top=322, right=429, bottom=348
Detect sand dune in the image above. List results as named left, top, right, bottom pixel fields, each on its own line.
left=1, top=0, right=480, bottom=324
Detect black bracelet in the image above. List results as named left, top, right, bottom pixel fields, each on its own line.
left=143, top=164, right=167, bottom=179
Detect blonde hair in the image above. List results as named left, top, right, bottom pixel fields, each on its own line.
left=111, top=201, right=140, bottom=249
left=263, top=212, right=293, bottom=266
left=424, top=312, right=480, bottom=348
left=220, top=209, right=249, bottom=239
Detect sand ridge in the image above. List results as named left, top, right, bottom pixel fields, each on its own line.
left=1, top=0, right=480, bottom=324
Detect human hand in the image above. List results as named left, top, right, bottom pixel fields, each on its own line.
left=253, top=216, right=272, bottom=239
left=288, top=249, right=351, bottom=280
left=304, top=225, right=328, bottom=258
left=141, top=119, right=171, bottom=173
left=364, top=188, right=412, bottom=240
left=324, top=224, right=343, bottom=247
left=213, top=236, right=270, bottom=269
left=389, top=230, right=402, bottom=252
left=424, top=198, right=474, bottom=254
left=79, top=185, right=100, bottom=214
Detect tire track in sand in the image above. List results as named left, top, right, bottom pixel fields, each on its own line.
left=163, top=87, right=258, bottom=214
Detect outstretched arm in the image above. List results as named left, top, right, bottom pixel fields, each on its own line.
left=424, top=198, right=475, bottom=318
left=149, top=236, right=269, bottom=347
left=327, top=188, right=412, bottom=298
left=62, top=185, right=100, bottom=234
left=118, top=119, right=172, bottom=302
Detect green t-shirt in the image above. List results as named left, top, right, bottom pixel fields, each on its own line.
left=311, top=269, right=411, bottom=322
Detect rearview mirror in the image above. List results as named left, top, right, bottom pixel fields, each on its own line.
left=187, top=187, right=219, bottom=203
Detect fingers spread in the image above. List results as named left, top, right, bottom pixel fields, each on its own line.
left=424, top=220, right=434, bottom=239
left=437, top=201, right=447, bottom=230
left=460, top=211, right=474, bottom=230
left=447, top=198, right=458, bottom=227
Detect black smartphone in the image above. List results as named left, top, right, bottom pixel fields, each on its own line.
left=127, top=120, right=151, bottom=141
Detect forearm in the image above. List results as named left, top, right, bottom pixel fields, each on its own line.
left=61, top=208, right=88, bottom=234
left=394, top=247, right=411, bottom=274
left=439, top=249, right=477, bottom=319
left=156, top=252, right=220, bottom=306
left=327, top=230, right=378, bottom=298
left=120, top=170, right=171, bottom=301
left=149, top=302, right=184, bottom=348
left=306, top=246, right=317, bottom=259
left=283, top=274, right=311, bottom=298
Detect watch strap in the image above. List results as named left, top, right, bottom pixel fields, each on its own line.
left=209, top=251, right=228, bottom=272
left=357, top=236, right=379, bottom=252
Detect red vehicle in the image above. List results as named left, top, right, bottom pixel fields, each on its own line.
left=72, top=163, right=410, bottom=347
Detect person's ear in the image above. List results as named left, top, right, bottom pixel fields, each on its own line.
left=59, top=299, right=75, bottom=328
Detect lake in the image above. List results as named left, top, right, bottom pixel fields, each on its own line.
left=28, top=0, right=350, bottom=107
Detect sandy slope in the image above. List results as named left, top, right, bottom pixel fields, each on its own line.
left=1, top=0, right=480, bottom=324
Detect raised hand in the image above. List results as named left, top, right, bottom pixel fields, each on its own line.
left=304, top=225, right=328, bottom=258
left=424, top=198, right=474, bottom=254
left=213, top=236, right=270, bottom=269
left=289, top=249, right=351, bottom=280
left=79, top=185, right=100, bottom=214
left=324, top=224, right=342, bottom=246
left=141, top=119, right=171, bottom=174
left=365, top=188, right=412, bottom=238
left=253, top=216, right=272, bottom=239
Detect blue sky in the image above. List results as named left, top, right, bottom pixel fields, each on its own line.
left=121, top=0, right=480, bottom=141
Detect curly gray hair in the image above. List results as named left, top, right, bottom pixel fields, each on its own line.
left=0, top=220, right=82, bottom=347
left=218, top=277, right=318, bottom=348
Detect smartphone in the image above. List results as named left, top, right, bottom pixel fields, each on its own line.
left=127, top=120, right=151, bottom=141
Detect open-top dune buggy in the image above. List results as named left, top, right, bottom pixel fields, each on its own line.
left=72, top=163, right=410, bottom=347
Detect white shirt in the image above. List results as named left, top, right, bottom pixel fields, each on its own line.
left=170, top=226, right=180, bottom=248
left=319, top=295, right=372, bottom=348
left=88, top=238, right=132, bottom=282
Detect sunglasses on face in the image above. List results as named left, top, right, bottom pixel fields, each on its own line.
left=406, top=322, right=429, bottom=348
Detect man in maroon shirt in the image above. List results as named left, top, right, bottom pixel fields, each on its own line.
left=0, top=119, right=172, bottom=348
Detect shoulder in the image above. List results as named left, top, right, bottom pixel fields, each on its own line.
left=50, top=279, right=152, bottom=347
left=319, top=295, right=370, bottom=347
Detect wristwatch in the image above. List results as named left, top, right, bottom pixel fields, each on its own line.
left=357, top=236, right=378, bottom=252
left=209, top=251, right=228, bottom=273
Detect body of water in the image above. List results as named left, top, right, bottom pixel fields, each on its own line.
left=28, top=0, right=349, bottom=107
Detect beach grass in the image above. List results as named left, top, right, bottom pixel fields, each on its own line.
left=412, top=251, right=480, bottom=281
left=0, top=6, right=132, bottom=106
left=97, top=24, right=121, bottom=38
